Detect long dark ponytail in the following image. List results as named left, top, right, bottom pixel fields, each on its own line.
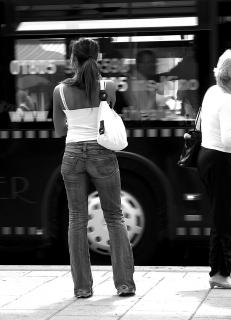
left=63, top=38, right=100, bottom=105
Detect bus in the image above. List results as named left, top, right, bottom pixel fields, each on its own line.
left=0, top=0, right=228, bottom=264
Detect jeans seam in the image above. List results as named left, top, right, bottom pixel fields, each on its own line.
left=92, top=165, right=119, bottom=180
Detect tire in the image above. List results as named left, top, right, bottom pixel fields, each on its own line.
left=44, top=162, right=168, bottom=265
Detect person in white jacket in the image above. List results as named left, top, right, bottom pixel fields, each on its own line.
left=197, top=49, right=231, bottom=288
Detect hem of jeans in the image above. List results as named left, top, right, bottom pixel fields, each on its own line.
left=210, top=269, right=231, bottom=277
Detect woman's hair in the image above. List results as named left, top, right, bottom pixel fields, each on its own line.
left=214, top=49, right=231, bottom=93
left=63, top=38, right=100, bottom=105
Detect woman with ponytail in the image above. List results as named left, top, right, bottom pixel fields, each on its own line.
left=53, top=38, right=135, bottom=298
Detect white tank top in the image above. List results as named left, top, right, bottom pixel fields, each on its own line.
left=59, top=83, right=98, bottom=144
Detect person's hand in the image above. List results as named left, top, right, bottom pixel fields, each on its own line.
left=184, top=132, right=191, bottom=139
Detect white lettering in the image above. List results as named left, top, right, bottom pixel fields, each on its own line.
left=10, top=60, right=20, bottom=75
left=9, top=60, right=57, bottom=75
left=0, top=176, right=35, bottom=203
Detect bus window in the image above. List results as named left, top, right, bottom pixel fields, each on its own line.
left=96, top=35, right=199, bottom=120
left=9, top=35, right=199, bottom=122
left=9, top=38, right=66, bottom=121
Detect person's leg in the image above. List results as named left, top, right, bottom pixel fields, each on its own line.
left=208, top=228, right=220, bottom=277
left=87, top=148, right=135, bottom=292
left=198, top=148, right=231, bottom=280
left=209, top=154, right=231, bottom=277
left=61, top=149, right=93, bottom=296
left=198, top=148, right=221, bottom=277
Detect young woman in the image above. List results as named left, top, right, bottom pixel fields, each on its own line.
left=198, top=50, right=231, bottom=288
left=53, top=38, right=135, bottom=298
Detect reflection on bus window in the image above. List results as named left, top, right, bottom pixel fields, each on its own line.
left=10, top=39, right=66, bottom=121
left=123, top=49, right=174, bottom=120
left=16, top=89, right=34, bottom=111
left=9, top=36, right=199, bottom=122
left=162, top=49, right=199, bottom=118
left=97, top=35, right=199, bottom=121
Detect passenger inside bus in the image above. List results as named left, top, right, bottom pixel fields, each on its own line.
left=16, top=89, right=35, bottom=111
left=123, top=49, right=173, bottom=120
left=163, top=49, right=199, bottom=118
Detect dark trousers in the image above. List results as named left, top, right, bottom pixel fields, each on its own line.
left=198, top=147, right=231, bottom=277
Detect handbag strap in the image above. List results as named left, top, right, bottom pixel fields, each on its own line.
left=99, top=79, right=106, bottom=90
left=195, top=105, right=202, bottom=130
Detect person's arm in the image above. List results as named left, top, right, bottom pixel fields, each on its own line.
left=105, top=80, right=116, bottom=108
left=53, top=85, right=67, bottom=137
left=219, top=98, right=231, bottom=151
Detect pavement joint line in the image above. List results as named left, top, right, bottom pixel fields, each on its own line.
left=117, top=276, right=166, bottom=320
left=44, top=297, right=77, bottom=320
left=92, top=273, right=113, bottom=288
left=45, top=273, right=114, bottom=320
left=101, top=271, right=111, bottom=277
left=143, top=271, right=151, bottom=277
left=22, top=271, right=34, bottom=277
left=21, top=270, right=70, bottom=278
left=188, top=287, right=211, bottom=320
left=0, top=274, right=60, bottom=308
left=183, top=271, right=189, bottom=278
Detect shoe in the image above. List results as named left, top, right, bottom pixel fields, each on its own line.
left=75, top=289, right=93, bottom=298
left=117, top=285, right=135, bottom=296
left=209, top=273, right=231, bottom=289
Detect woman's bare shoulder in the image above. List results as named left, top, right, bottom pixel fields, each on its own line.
left=53, top=83, right=62, bottom=94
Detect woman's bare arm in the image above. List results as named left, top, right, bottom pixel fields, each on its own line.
left=53, top=85, right=67, bottom=137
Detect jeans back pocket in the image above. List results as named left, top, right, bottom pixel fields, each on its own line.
left=61, top=152, right=79, bottom=175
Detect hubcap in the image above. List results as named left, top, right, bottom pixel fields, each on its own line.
left=87, top=190, right=145, bottom=255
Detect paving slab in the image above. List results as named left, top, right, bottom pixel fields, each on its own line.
left=0, top=265, right=230, bottom=320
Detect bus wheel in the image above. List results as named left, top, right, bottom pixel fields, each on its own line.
left=88, top=171, right=165, bottom=265
left=87, top=189, right=145, bottom=254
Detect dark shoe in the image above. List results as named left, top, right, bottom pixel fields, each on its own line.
left=117, top=285, right=135, bottom=296
left=75, top=289, right=93, bottom=298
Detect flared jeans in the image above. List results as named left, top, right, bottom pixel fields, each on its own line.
left=61, top=141, right=135, bottom=295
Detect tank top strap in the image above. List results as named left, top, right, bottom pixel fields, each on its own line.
left=99, top=79, right=106, bottom=90
left=59, top=83, right=69, bottom=110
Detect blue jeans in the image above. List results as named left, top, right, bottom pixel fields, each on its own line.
left=61, top=141, right=135, bottom=295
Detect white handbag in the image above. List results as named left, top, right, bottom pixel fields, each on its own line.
left=97, top=80, right=128, bottom=151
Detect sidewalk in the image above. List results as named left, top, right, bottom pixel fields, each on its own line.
left=0, top=265, right=230, bottom=320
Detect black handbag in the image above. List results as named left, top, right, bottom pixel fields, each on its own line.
left=177, top=107, right=202, bottom=169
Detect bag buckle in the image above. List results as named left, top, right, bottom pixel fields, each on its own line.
left=99, top=120, right=105, bottom=135
left=99, top=90, right=108, bottom=101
